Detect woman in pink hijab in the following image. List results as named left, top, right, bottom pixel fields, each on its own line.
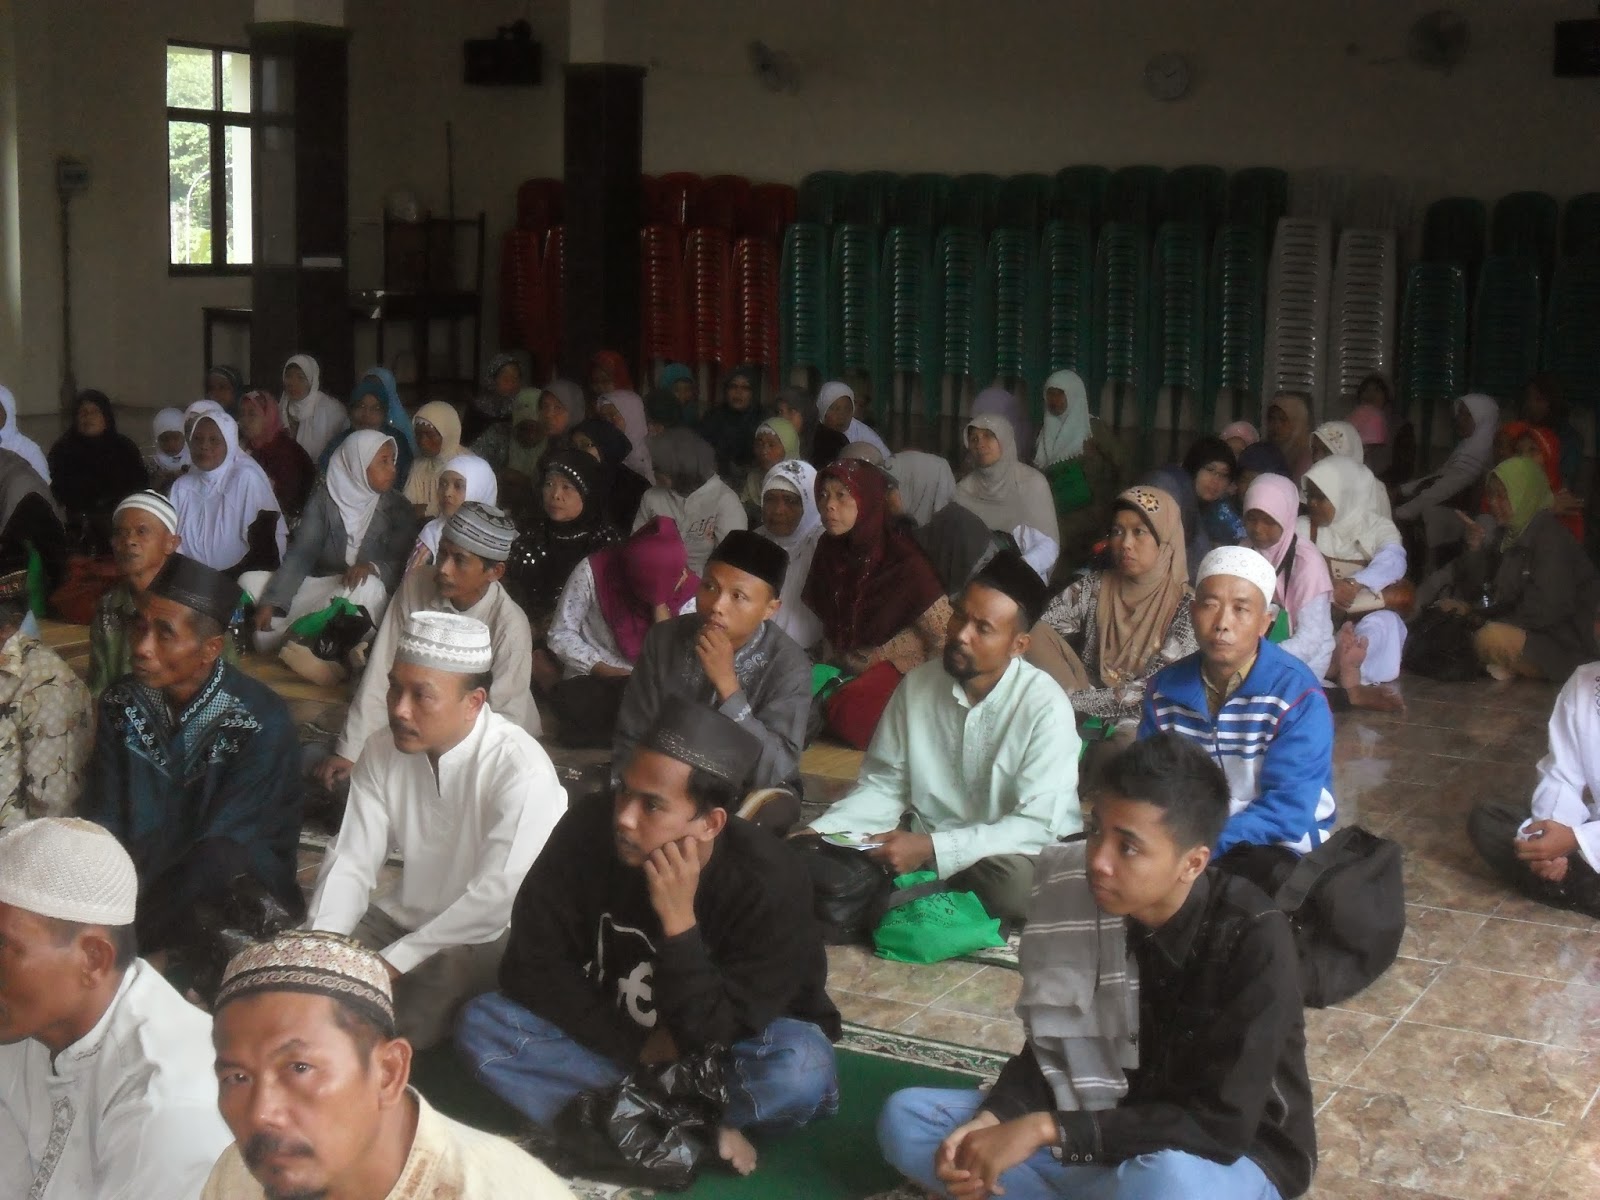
left=1242, top=472, right=1334, bottom=678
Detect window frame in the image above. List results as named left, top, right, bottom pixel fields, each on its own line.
left=166, top=39, right=253, bottom=277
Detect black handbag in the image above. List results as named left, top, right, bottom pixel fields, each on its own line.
left=1216, top=826, right=1406, bottom=1008
left=798, top=839, right=893, bottom=945
left=1401, top=605, right=1482, bottom=681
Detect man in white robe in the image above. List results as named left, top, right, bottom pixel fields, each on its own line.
left=312, top=501, right=539, bottom=793
left=0, top=818, right=233, bottom=1200
left=306, top=611, right=567, bottom=1048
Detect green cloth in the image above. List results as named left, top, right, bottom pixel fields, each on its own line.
left=1492, top=454, right=1553, bottom=546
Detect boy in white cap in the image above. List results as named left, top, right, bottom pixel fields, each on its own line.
left=0, top=818, right=233, bottom=1199
left=0, top=572, right=92, bottom=826
left=1138, top=545, right=1337, bottom=858
left=311, top=501, right=538, bottom=794
left=306, top=611, right=566, bottom=1048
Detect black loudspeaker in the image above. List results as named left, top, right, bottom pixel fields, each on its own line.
left=464, top=21, right=542, bottom=87
left=1554, top=19, right=1600, bottom=78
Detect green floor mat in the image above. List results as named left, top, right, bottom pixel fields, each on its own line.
left=411, top=1024, right=1006, bottom=1200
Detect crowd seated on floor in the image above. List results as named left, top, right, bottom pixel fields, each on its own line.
left=3, top=353, right=1599, bottom=1199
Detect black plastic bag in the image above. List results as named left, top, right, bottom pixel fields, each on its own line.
left=550, top=1049, right=729, bottom=1191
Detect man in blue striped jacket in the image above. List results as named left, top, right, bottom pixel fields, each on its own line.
left=1138, top=546, right=1337, bottom=857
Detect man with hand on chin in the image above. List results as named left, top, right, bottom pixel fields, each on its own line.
left=457, top=705, right=840, bottom=1179
left=613, top=529, right=811, bottom=831
left=878, top=733, right=1316, bottom=1200
left=798, top=551, right=1081, bottom=922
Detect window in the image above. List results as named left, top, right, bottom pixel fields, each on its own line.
left=167, top=42, right=253, bottom=272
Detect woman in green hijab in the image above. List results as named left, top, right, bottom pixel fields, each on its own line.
left=1443, top=455, right=1600, bottom=680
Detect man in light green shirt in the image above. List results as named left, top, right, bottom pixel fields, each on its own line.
left=798, top=552, right=1082, bottom=920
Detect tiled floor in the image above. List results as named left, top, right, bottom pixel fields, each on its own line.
left=293, top=672, right=1600, bottom=1198
left=809, top=675, right=1600, bottom=1200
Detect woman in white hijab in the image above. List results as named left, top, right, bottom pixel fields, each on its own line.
left=1032, top=368, right=1128, bottom=573
left=1395, top=392, right=1499, bottom=558
left=596, top=389, right=656, bottom=484
left=886, top=449, right=956, bottom=525
left=755, top=458, right=823, bottom=650
left=241, top=429, right=416, bottom=658
left=816, top=381, right=891, bottom=459
left=1314, top=417, right=1391, bottom=517
left=0, top=385, right=51, bottom=482
left=278, top=353, right=349, bottom=462
left=171, top=410, right=287, bottom=576
left=147, top=406, right=191, bottom=488
left=408, top=452, right=499, bottom=571
left=954, top=413, right=1061, bottom=577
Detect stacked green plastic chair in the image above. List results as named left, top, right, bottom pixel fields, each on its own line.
left=779, top=222, right=830, bottom=383
left=932, top=227, right=984, bottom=442
left=1205, top=224, right=1266, bottom=426
left=997, top=174, right=1055, bottom=234
left=1397, top=263, right=1468, bottom=465
left=1162, top=167, right=1227, bottom=234
left=1055, top=166, right=1110, bottom=233
left=1422, top=197, right=1486, bottom=285
left=880, top=226, right=935, bottom=445
left=950, top=175, right=1003, bottom=232
left=1035, top=220, right=1094, bottom=388
left=1091, top=222, right=1149, bottom=430
left=1560, top=193, right=1600, bottom=258
left=1543, top=257, right=1600, bottom=448
left=974, top=228, right=1034, bottom=394
left=796, top=172, right=850, bottom=226
left=844, top=172, right=898, bottom=229
left=1491, top=192, right=1558, bottom=290
left=1147, top=222, right=1207, bottom=461
left=827, top=224, right=883, bottom=406
left=1226, top=168, right=1288, bottom=242
left=1469, top=256, right=1541, bottom=406
left=893, top=174, right=954, bottom=230
left=1106, top=166, right=1167, bottom=232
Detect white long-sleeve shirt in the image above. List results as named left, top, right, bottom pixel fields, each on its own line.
left=1528, top=662, right=1600, bottom=872
left=808, top=657, right=1083, bottom=878
left=309, top=706, right=568, bottom=974
left=0, top=961, right=233, bottom=1200
left=546, top=558, right=696, bottom=677
left=334, top=566, right=539, bottom=758
left=1280, top=596, right=1335, bottom=681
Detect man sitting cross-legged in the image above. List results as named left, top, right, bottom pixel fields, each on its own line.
left=82, top=554, right=304, bottom=964
left=878, top=733, right=1316, bottom=1200
left=1469, top=660, right=1600, bottom=918
left=797, top=551, right=1082, bottom=922
left=614, top=528, right=811, bottom=831
left=306, top=611, right=567, bottom=1049
left=455, top=705, right=841, bottom=1178
left=0, top=818, right=233, bottom=1200
left=202, top=931, right=575, bottom=1199
left=1139, top=546, right=1337, bottom=858
left=313, top=501, right=539, bottom=792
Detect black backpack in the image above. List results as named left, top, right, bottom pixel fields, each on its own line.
left=1217, top=826, right=1406, bottom=1007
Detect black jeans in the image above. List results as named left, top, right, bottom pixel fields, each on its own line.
left=1468, top=800, right=1600, bottom=919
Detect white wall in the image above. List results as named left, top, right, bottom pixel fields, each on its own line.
left=5, top=0, right=1598, bottom=445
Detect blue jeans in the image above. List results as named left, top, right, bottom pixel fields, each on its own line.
left=878, top=1088, right=1282, bottom=1200
left=456, top=992, right=840, bottom=1132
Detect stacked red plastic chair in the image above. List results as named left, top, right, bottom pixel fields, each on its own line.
left=538, top=226, right=565, bottom=377
left=655, top=173, right=703, bottom=228
left=516, top=179, right=564, bottom=234
left=692, top=175, right=753, bottom=233
left=733, top=236, right=780, bottom=388
left=640, top=224, right=688, bottom=369
left=498, top=230, right=544, bottom=354
left=745, top=184, right=798, bottom=240
left=686, top=227, right=733, bottom=372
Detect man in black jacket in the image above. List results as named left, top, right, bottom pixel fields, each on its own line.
left=456, top=704, right=840, bottom=1177
left=878, top=733, right=1316, bottom=1200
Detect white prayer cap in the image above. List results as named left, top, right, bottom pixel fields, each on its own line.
left=113, top=489, right=178, bottom=534
left=394, top=610, right=492, bottom=674
left=1195, top=545, right=1279, bottom=609
left=0, top=819, right=138, bottom=926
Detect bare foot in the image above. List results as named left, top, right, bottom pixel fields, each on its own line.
left=717, top=1126, right=758, bottom=1176
left=1348, top=683, right=1405, bottom=713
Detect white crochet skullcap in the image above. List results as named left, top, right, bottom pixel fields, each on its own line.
left=1194, top=545, right=1280, bottom=609
left=0, top=819, right=138, bottom=926
left=394, top=610, right=493, bottom=673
